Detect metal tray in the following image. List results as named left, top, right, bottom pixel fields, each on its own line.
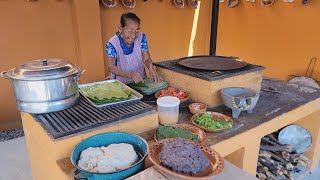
left=79, top=79, right=143, bottom=108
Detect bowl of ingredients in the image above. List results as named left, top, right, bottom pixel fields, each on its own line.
left=191, top=112, right=233, bottom=133
left=189, top=103, right=207, bottom=115
left=155, top=124, right=206, bottom=144
left=70, top=132, right=148, bottom=180
left=155, top=87, right=189, bottom=103
left=149, top=138, right=224, bottom=179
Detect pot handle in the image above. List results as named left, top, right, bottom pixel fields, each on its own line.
left=0, top=71, right=10, bottom=80
left=74, top=69, right=86, bottom=82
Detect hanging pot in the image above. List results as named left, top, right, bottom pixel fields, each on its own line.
left=100, top=0, right=117, bottom=8
left=302, top=0, right=311, bottom=5
left=121, top=0, right=136, bottom=8
left=187, top=0, right=198, bottom=9
left=173, top=0, right=185, bottom=8
left=289, top=57, right=320, bottom=89
left=227, top=0, right=240, bottom=8
left=1, top=59, right=85, bottom=114
left=261, top=0, right=274, bottom=6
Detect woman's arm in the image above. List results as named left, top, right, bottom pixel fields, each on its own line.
left=108, top=57, right=144, bottom=83
left=142, top=51, right=162, bottom=83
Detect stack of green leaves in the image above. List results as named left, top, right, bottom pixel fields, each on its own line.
left=127, top=78, right=168, bottom=95
left=156, top=126, right=199, bottom=141
left=194, top=112, right=232, bottom=130
left=80, top=81, right=132, bottom=105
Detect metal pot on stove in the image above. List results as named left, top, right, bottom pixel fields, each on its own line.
left=1, top=59, right=85, bottom=114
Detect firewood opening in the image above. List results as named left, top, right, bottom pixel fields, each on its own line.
left=256, top=131, right=311, bottom=180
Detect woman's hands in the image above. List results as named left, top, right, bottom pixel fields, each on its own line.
left=149, top=69, right=162, bottom=83
left=130, top=72, right=144, bottom=83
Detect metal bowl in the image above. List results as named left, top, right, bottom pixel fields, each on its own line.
left=71, top=132, right=148, bottom=180
left=278, top=125, right=312, bottom=153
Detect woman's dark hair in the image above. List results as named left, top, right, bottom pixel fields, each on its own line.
left=120, top=12, right=140, bottom=27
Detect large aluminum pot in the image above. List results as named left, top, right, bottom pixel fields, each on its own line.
left=1, top=59, right=85, bottom=114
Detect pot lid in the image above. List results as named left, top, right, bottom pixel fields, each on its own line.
left=9, top=59, right=80, bottom=80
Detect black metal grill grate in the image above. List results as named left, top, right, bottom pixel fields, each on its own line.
left=32, top=96, right=152, bottom=139
left=154, top=60, right=265, bottom=81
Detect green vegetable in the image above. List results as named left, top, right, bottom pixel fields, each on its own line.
left=81, top=81, right=131, bottom=105
left=156, top=126, right=199, bottom=141
left=193, top=112, right=232, bottom=130
left=127, top=78, right=168, bottom=95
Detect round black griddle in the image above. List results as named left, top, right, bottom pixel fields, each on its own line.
left=177, top=56, right=247, bottom=71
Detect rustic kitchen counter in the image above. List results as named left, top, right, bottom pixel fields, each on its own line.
left=139, top=78, right=320, bottom=176
left=21, top=78, right=320, bottom=179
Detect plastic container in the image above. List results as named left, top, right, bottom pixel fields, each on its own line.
left=156, top=96, right=180, bottom=125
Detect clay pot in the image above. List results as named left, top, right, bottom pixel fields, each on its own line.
left=101, top=0, right=117, bottom=8
left=122, top=0, right=136, bottom=8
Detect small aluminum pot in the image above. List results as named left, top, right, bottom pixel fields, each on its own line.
left=1, top=59, right=85, bottom=114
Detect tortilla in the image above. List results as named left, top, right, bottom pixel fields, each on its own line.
left=81, top=81, right=131, bottom=104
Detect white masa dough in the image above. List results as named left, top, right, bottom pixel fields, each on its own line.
left=77, top=143, right=138, bottom=173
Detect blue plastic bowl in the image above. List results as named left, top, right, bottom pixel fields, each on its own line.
left=70, top=132, right=148, bottom=180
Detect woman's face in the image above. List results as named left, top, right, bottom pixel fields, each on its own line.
left=120, top=19, right=140, bottom=46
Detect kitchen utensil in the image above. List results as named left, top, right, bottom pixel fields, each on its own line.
left=121, top=0, right=136, bottom=8
left=154, top=124, right=207, bottom=144
left=302, top=0, right=311, bottom=5
left=261, top=0, right=274, bottom=6
left=100, top=0, right=117, bottom=8
left=278, top=125, right=312, bottom=153
left=177, top=55, right=247, bottom=71
left=187, top=0, right=198, bottom=8
left=79, top=80, right=143, bottom=108
left=221, top=87, right=260, bottom=118
left=148, top=138, right=224, bottom=179
left=157, top=96, right=180, bottom=125
left=71, top=132, right=148, bottom=180
left=191, top=111, right=234, bottom=133
left=1, top=59, right=84, bottom=113
left=227, top=0, right=240, bottom=8
left=173, top=0, right=185, bottom=8
left=289, top=57, right=319, bottom=89
left=261, top=86, right=280, bottom=93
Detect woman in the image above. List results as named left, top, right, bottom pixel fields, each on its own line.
left=106, top=12, right=161, bottom=83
